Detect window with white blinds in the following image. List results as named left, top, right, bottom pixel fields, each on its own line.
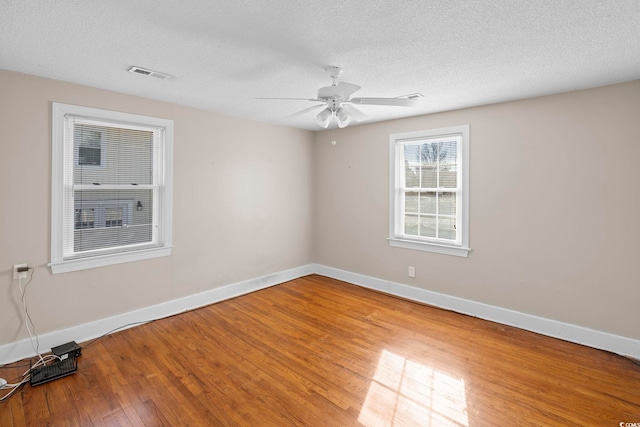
left=50, top=103, right=173, bottom=274
left=389, top=126, right=470, bottom=257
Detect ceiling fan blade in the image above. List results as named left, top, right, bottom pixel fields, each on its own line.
left=349, top=97, right=419, bottom=107
left=253, top=98, right=324, bottom=102
left=341, top=104, right=369, bottom=122
left=284, top=104, right=325, bottom=119
left=334, top=82, right=361, bottom=98
left=256, top=97, right=322, bottom=102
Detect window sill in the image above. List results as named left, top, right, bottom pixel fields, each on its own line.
left=49, top=246, right=173, bottom=274
left=388, top=237, right=470, bottom=257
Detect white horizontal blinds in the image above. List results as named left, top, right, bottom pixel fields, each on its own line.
left=63, top=115, right=159, bottom=259
left=401, top=135, right=461, bottom=243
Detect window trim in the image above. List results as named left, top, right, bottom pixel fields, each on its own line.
left=388, top=125, right=470, bottom=257
left=50, top=103, right=173, bottom=274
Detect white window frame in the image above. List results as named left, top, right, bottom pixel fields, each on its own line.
left=388, top=125, right=470, bottom=257
left=50, top=103, right=174, bottom=274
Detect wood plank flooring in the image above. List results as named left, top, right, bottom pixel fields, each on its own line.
left=2, top=274, right=639, bottom=426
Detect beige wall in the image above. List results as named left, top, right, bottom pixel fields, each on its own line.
left=0, top=69, right=315, bottom=345
left=1, top=68, right=638, bottom=348
left=314, top=81, right=640, bottom=340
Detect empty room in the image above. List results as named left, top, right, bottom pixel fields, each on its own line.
left=1, top=1, right=639, bottom=425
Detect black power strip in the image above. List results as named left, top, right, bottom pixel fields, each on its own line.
left=30, top=356, right=77, bottom=386
left=29, top=341, right=82, bottom=386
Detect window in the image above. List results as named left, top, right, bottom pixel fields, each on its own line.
left=50, top=103, right=173, bottom=274
left=389, top=125, right=470, bottom=257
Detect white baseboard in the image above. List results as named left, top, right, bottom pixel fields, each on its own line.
left=0, top=264, right=315, bottom=364
left=312, top=264, right=640, bottom=359
left=3, top=262, right=638, bottom=364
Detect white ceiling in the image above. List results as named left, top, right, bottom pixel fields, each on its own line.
left=2, top=1, right=639, bottom=131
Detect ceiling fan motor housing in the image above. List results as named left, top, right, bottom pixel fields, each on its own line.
left=326, top=66, right=342, bottom=80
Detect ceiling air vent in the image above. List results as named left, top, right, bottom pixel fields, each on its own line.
left=128, top=66, right=174, bottom=80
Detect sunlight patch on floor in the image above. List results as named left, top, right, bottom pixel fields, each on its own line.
left=358, top=350, right=469, bottom=427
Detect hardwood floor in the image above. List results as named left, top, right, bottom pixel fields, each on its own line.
left=2, top=274, right=639, bottom=426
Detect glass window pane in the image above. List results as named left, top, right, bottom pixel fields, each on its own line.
left=419, top=216, right=436, bottom=238
left=438, top=216, right=457, bottom=240
left=437, top=192, right=456, bottom=216
left=419, top=142, right=440, bottom=187
left=419, top=192, right=437, bottom=214
left=74, top=124, right=154, bottom=186
left=420, top=163, right=437, bottom=188
left=404, top=214, right=419, bottom=236
left=73, top=188, right=153, bottom=253
left=405, top=165, right=419, bottom=187
left=438, top=139, right=458, bottom=188
left=419, top=142, right=440, bottom=164
left=404, top=145, right=420, bottom=187
left=404, top=144, right=420, bottom=163
left=405, top=192, right=419, bottom=213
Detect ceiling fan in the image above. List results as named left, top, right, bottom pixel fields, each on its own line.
left=260, top=66, right=423, bottom=128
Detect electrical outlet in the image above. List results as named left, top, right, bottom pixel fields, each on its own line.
left=13, top=264, right=28, bottom=280
left=408, top=266, right=415, bottom=278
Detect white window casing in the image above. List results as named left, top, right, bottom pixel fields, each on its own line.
left=389, top=125, right=470, bottom=257
left=50, top=103, right=173, bottom=274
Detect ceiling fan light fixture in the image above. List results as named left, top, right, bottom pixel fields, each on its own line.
left=316, top=108, right=332, bottom=128
left=336, top=108, right=352, bottom=128
left=260, top=67, right=419, bottom=128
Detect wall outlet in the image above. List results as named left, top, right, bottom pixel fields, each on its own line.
left=408, top=266, right=416, bottom=278
left=13, top=264, right=28, bottom=280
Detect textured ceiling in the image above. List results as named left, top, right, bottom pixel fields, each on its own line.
left=1, top=0, right=639, bottom=130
